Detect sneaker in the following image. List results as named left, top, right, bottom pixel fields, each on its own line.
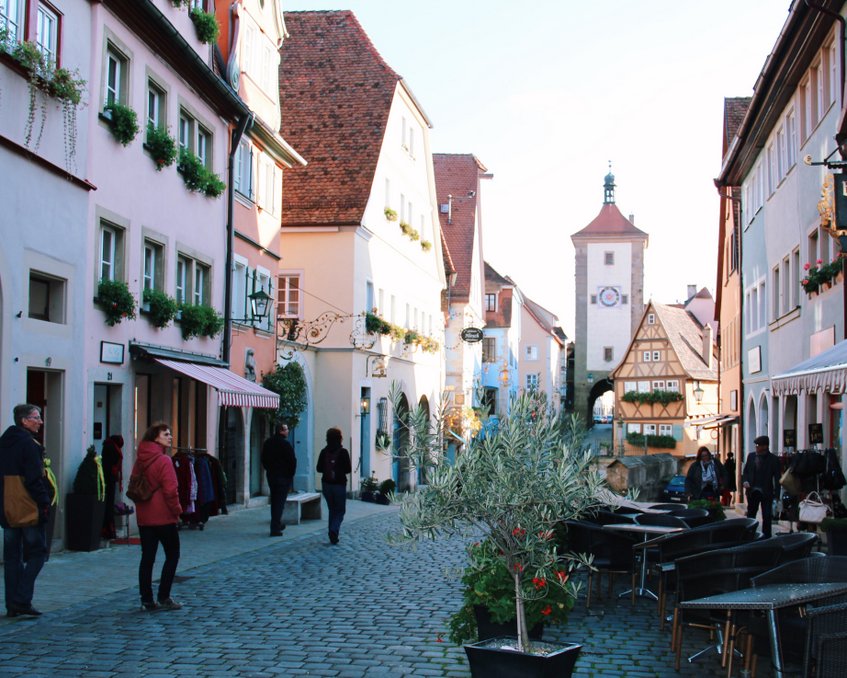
left=157, top=598, right=183, bottom=611
left=140, top=601, right=159, bottom=612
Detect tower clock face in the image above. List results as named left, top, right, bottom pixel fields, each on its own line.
left=598, top=286, right=621, bottom=307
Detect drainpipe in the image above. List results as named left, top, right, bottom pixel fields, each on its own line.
left=222, top=112, right=255, bottom=365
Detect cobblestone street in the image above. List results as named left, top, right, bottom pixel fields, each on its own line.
left=1, top=506, right=774, bottom=677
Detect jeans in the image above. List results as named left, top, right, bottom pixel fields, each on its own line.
left=268, top=477, right=292, bottom=534
left=3, top=524, right=47, bottom=609
left=138, top=524, right=180, bottom=603
left=746, top=490, right=774, bottom=538
left=323, top=483, right=347, bottom=536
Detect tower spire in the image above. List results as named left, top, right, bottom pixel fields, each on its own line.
left=603, top=161, right=615, bottom=204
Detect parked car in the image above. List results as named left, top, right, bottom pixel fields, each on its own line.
left=662, top=475, right=687, bottom=503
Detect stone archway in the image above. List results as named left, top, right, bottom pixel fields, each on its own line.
left=746, top=396, right=758, bottom=452
left=587, top=378, right=614, bottom=426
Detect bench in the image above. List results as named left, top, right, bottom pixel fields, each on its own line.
left=283, top=492, right=322, bottom=525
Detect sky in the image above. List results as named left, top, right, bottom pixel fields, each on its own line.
left=282, top=0, right=793, bottom=337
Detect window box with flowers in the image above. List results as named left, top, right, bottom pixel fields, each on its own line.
left=178, top=303, right=224, bottom=340
left=102, top=102, right=139, bottom=146
left=384, top=207, right=398, bottom=222
left=96, top=279, right=137, bottom=326
left=802, top=258, right=843, bottom=295
left=144, top=125, right=178, bottom=170
left=177, top=148, right=226, bottom=198
left=142, top=289, right=179, bottom=329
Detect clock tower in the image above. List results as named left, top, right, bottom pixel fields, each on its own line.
left=571, top=169, right=648, bottom=422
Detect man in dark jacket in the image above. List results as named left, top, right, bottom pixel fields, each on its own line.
left=1, top=404, right=51, bottom=617
left=261, top=422, right=297, bottom=537
left=742, top=435, right=782, bottom=537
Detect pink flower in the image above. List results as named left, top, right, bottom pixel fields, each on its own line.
left=817, top=259, right=823, bottom=265
left=804, top=263, right=811, bottom=271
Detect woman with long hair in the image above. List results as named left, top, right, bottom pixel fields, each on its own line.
left=316, top=427, right=351, bottom=545
left=132, top=422, right=183, bottom=611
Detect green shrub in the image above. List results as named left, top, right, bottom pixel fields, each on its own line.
left=96, top=279, right=136, bottom=326
left=625, top=432, right=677, bottom=449
left=145, top=125, right=178, bottom=170
left=190, top=8, right=220, bottom=44
left=179, top=303, right=223, bottom=339
left=104, top=102, right=139, bottom=146
left=143, top=289, right=178, bottom=328
left=621, top=390, right=684, bottom=405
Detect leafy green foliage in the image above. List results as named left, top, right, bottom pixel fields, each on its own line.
left=620, top=390, right=684, bottom=405
left=262, top=362, right=308, bottom=429
left=687, top=498, right=725, bottom=522
left=391, top=391, right=604, bottom=651
left=384, top=207, right=398, bottom=221
left=97, top=279, right=137, bottom=326
left=190, top=8, right=220, bottom=44
left=143, top=289, right=179, bottom=329
left=179, top=303, right=223, bottom=339
left=145, top=125, right=178, bottom=170
left=802, top=258, right=842, bottom=294
left=104, top=102, right=139, bottom=146
left=177, top=148, right=226, bottom=198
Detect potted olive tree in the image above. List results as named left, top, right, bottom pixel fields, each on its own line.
left=392, top=392, right=603, bottom=677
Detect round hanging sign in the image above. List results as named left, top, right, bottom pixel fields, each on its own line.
left=461, top=327, right=484, bottom=343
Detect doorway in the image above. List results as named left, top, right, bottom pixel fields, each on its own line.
left=249, top=412, right=267, bottom=497
left=27, top=369, right=64, bottom=544
left=93, top=383, right=122, bottom=444
left=220, top=407, right=244, bottom=505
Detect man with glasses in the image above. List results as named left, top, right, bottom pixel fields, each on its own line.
left=261, top=422, right=297, bottom=537
left=0, top=404, right=51, bottom=617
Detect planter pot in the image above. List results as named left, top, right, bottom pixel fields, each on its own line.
left=824, top=526, right=847, bottom=555
left=65, top=494, right=105, bottom=551
left=474, top=605, right=543, bottom=641
left=360, top=491, right=375, bottom=503
left=464, top=637, right=582, bottom=678
left=374, top=493, right=390, bottom=505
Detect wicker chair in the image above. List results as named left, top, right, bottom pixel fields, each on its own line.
left=805, top=602, right=847, bottom=677
left=666, top=507, right=711, bottom=528
left=635, top=512, right=688, bottom=528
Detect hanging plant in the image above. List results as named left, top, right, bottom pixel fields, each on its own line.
left=203, top=172, right=226, bottom=198
left=144, top=124, right=178, bottom=170
left=179, top=303, right=224, bottom=340
left=384, top=207, right=398, bottom=221
left=103, top=102, right=139, bottom=146
left=142, top=289, right=178, bottom=329
left=420, top=240, right=432, bottom=251
left=96, top=279, right=137, bottom=326
left=9, top=40, right=85, bottom=168
left=190, top=8, right=220, bottom=44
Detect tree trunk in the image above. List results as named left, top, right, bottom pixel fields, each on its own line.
left=514, top=571, right=529, bottom=652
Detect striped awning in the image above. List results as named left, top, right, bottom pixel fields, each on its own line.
left=156, top=359, right=279, bottom=409
left=771, top=339, right=847, bottom=396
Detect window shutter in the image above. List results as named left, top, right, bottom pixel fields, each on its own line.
left=672, top=425, right=683, bottom=441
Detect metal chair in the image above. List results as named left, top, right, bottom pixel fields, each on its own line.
left=563, top=520, right=637, bottom=608
left=666, top=507, right=711, bottom=528
left=635, top=512, right=688, bottom=528
left=649, top=503, right=684, bottom=512
left=805, top=602, right=847, bottom=677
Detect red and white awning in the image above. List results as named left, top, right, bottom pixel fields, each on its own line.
left=771, top=339, right=847, bottom=396
left=156, top=359, right=279, bottom=409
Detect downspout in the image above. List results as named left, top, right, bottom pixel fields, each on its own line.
left=222, top=112, right=255, bottom=365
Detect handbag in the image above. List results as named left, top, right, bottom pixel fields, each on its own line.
left=779, top=467, right=802, bottom=496
left=798, top=491, right=831, bottom=524
left=3, top=475, right=39, bottom=527
left=126, top=459, right=157, bottom=503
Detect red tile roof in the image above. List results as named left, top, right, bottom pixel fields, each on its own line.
left=571, top=203, right=647, bottom=239
left=279, top=11, right=400, bottom=226
left=723, top=97, right=751, bottom=155
left=433, top=154, right=487, bottom=302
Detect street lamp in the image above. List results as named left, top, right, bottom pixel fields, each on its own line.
left=692, top=381, right=704, bottom=405
left=232, top=288, right=273, bottom=323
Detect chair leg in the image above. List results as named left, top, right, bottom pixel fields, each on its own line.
left=743, top=634, right=753, bottom=675
left=631, top=572, right=636, bottom=605
left=658, top=575, right=665, bottom=631
left=675, top=619, right=683, bottom=671
left=586, top=571, right=593, bottom=609
left=751, top=651, right=758, bottom=678
left=671, top=608, right=678, bottom=651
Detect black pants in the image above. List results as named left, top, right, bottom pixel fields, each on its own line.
left=268, top=477, right=292, bottom=534
left=746, top=491, right=774, bottom=538
left=139, top=524, right=180, bottom=603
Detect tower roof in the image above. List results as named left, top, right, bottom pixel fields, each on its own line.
left=571, top=202, right=647, bottom=240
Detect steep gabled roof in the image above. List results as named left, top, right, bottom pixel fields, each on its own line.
left=433, top=154, right=487, bottom=302
left=723, top=97, right=751, bottom=154
left=523, top=295, right=564, bottom=347
left=653, top=303, right=717, bottom=381
left=280, top=10, right=401, bottom=226
left=485, top=261, right=511, bottom=287
left=571, top=203, right=648, bottom=240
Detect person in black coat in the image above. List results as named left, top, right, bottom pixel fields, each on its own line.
left=742, top=435, right=782, bottom=537
left=101, top=434, right=124, bottom=539
left=261, top=422, right=297, bottom=537
left=0, top=404, right=52, bottom=617
left=685, top=446, right=723, bottom=501
left=316, top=427, right=351, bottom=545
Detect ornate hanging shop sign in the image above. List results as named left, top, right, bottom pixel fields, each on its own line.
left=460, top=327, right=484, bottom=343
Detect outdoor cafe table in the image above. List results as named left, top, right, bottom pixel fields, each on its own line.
left=678, top=581, right=847, bottom=678
left=602, top=523, right=682, bottom=601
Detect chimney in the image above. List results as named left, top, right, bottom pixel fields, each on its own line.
left=687, top=284, right=696, bottom=300
left=628, top=213, right=635, bottom=224
left=702, top=324, right=713, bottom=370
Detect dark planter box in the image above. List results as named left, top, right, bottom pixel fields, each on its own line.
left=66, top=494, right=105, bottom=552
left=825, top=527, right=847, bottom=555
left=360, top=491, right=375, bottom=503
left=474, top=605, right=543, bottom=641
left=464, top=638, right=582, bottom=678
left=374, top=493, right=390, bottom=505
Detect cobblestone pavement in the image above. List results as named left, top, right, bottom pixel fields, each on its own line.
left=1, top=504, right=781, bottom=677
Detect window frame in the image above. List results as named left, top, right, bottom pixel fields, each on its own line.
left=99, top=223, right=121, bottom=282
left=482, top=337, right=496, bottom=363
left=35, top=2, right=59, bottom=65
left=146, top=79, right=166, bottom=131
left=277, top=273, right=302, bottom=320
left=104, top=41, right=128, bottom=107
left=142, top=239, right=164, bottom=292
left=485, top=293, right=497, bottom=312
left=28, top=269, right=66, bottom=324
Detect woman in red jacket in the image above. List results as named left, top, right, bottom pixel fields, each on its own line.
left=133, top=422, right=183, bottom=611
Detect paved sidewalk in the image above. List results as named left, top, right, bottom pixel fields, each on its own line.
left=2, top=496, right=396, bottom=615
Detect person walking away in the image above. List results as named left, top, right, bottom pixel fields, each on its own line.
left=261, top=422, right=297, bottom=537
left=316, top=427, right=351, bottom=545
left=742, top=435, right=781, bottom=537
left=101, top=434, right=124, bottom=539
left=722, top=451, right=737, bottom=506
left=0, top=404, right=51, bottom=617
left=132, top=423, right=183, bottom=611
left=685, top=446, right=723, bottom=501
